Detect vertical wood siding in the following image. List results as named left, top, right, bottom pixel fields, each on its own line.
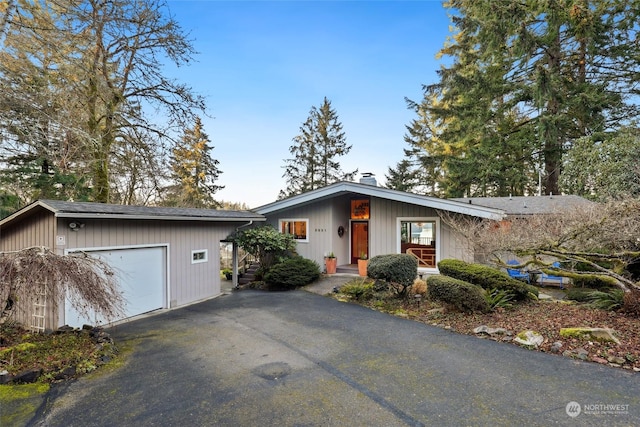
left=266, top=196, right=474, bottom=271
left=1, top=212, right=246, bottom=330
left=265, top=200, right=341, bottom=267
left=62, top=219, right=241, bottom=307
left=0, top=209, right=56, bottom=251
left=369, top=198, right=438, bottom=257
left=0, top=210, right=57, bottom=328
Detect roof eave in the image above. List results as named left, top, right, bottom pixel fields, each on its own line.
left=0, top=200, right=55, bottom=228
left=254, top=182, right=505, bottom=220
left=1, top=200, right=265, bottom=228
left=53, top=212, right=266, bottom=222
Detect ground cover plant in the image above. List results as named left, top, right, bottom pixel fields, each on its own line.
left=0, top=323, right=119, bottom=385
left=333, top=277, right=640, bottom=372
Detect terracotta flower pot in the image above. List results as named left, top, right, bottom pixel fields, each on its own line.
left=358, top=259, right=368, bottom=277
left=325, top=257, right=337, bottom=274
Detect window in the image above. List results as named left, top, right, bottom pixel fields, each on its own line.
left=191, top=249, right=208, bottom=264
left=399, top=218, right=438, bottom=268
left=279, top=219, right=309, bottom=242
left=351, top=199, right=370, bottom=219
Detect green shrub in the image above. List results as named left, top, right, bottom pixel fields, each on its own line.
left=587, top=289, right=625, bottom=311
left=437, top=259, right=538, bottom=300
left=229, top=225, right=296, bottom=271
left=367, top=254, right=418, bottom=297
left=263, top=256, right=320, bottom=290
left=339, top=279, right=375, bottom=301
left=485, top=288, right=514, bottom=311
left=427, top=275, right=490, bottom=313
left=566, top=288, right=598, bottom=302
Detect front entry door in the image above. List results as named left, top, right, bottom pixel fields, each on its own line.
left=351, top=221, right=368, bottom=264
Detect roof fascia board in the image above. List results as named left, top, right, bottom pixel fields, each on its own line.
left=256, top=182, right=504, bottom=220
left=0, top=200, right=54, bottom=228
left=0, top=200, right=265, bottom=228
left=53, top=212, right=266, bottom=222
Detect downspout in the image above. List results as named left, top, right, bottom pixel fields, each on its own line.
left=232, top=221, right=253, bottom=289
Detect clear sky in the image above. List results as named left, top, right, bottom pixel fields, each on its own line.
left=165, top=0, right=451, bottom=208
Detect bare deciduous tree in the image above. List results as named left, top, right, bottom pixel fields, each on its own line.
left=0, top=0, right=205, bottom=204
left=0, top=247, right=124, bottom=327
left=439, top=199, right=640, bottom=293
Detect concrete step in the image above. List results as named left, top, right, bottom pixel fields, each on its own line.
left=239, top=263, right=260, bottom=284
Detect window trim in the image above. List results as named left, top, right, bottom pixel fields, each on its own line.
left=396, top=216, right=440, bottom=272
left=279, top=218, right=309, bottom=242
left=191, top=249, right=208, bottom=264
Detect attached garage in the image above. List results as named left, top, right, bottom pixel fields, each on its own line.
left=0, top=200, right=265, bottom=330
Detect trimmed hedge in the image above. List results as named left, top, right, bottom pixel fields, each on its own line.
left=437, top=259, right=538, bottom=300
left=367, top=254, right=418, bottom=286
left=367, top=254, right=418, bottom=296
left=427, top=275, right=490, bottom=313
left=264, top=256, right=320, bottom=290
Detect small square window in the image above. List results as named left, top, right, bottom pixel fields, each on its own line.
left=192, top=249, right=208, bottom=264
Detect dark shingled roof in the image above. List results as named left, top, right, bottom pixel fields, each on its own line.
left=1, top=200, right=264, bottom=226
left=451, top=195, right=596, bottom=216
left=39, top=200, right=262, bottom=219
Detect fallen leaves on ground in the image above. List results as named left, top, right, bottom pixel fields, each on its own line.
left=352, top=294, right=640, bottom=372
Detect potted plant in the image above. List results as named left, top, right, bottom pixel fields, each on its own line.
left=358, top=252, right=368, bottom=277
left=222, top=268, right=233, bottom=280
left=325, top=252, right=337, bottom=274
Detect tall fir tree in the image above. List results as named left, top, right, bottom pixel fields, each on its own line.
left=561, top=129, right=640, bottom=201
left=280, top=97, right=357, bottom=199
left=385, top=159, right=419, bottom=193
left=404, top=0, right=640, bottom=197
left=167, top=118, right=223, bottom=208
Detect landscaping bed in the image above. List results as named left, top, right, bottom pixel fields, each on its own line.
left=0, top=323, right=118, bottom=385
left=333, top=281, right=640, bottom=372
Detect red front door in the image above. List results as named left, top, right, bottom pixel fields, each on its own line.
left=351, top=221, right=368, bottom=264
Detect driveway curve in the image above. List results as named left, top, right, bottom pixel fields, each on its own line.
left=32, top=289, right=640, bottom=426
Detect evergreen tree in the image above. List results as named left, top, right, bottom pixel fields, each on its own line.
left=385, top=160, right=419, bottom=193
left=167, top=118, right=223, bottom=208
left=280, top=97, right=357, bottom=199
left=561, top=129, right=640, bottom=201
left=406, top=0, right=640, bottom=197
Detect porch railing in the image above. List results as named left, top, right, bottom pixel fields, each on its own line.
left=406, top=248, right=436, bottom=268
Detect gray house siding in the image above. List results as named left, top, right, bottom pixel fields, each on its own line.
left=264, top=200, right=339, bottom=267
left=0, top=208, right=56, bottom=252
left=1, top=202, right=257, bottom=330
left=0, top=209, right=58, bottom=328
left=369, top=197, right=438, bottom=257
left=59, top=218, right=241, bottom=307
left=263, top=195, right=475, bottom=272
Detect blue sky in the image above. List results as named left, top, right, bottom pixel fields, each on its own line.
left=165, top=0, right=451, bottom=208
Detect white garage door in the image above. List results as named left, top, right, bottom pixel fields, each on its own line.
left=64, top=246, right=166, bottom=327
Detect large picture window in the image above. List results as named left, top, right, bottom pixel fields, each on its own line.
left=399, top=218, right=438, bottom=268
left=279, top=219, right=309, bottom=242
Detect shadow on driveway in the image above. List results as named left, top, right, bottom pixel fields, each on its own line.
left=32, top=289, right=640, bottom=426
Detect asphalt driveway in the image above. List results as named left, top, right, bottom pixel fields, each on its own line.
left=31, top=289, right=640, bottom=426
